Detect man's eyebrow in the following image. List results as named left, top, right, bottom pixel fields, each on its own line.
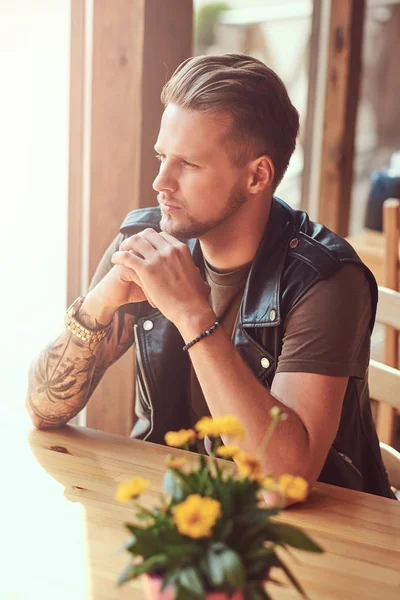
left=153, top=146, right=202, bottom=163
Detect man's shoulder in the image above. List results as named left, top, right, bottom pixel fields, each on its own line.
left=120, top=206, right=162, bottom=235
left=273, top=198, right=362, bottom=280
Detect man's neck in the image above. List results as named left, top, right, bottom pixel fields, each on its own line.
left=199, top=195, right=273, bottom=271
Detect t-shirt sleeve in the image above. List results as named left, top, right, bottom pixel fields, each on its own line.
left=275, top=264, right=371, bottom=378
left=88, top=233, right=125, bottom=292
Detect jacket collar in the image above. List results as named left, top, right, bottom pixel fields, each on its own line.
left=188, top=197, right=295, bottom=329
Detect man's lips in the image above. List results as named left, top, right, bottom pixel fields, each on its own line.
left=160, top=202, right=182, bottom=212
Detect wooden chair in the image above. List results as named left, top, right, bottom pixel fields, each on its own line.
left=370, top=286, right=400, bottom=447
left=346, top=198, right=400, bottom=287
left=379, top=442, right=400, bottom=494
left=369, top=285, right=400, bottom=493
left=373, top=200, right=400, bottom=446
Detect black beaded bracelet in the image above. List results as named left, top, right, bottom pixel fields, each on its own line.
left=182, top=319, right=221, bottom=352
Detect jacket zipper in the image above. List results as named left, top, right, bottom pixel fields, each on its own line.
left=134, top=323, right=154, bottom=441
left=335, top=448, right=363, bottom=479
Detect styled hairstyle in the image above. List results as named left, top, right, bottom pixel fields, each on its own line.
left=161, top=54, right=299, bottom=189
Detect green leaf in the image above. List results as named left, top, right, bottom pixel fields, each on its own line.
left=114, top=534, right=137, bottom=554
left=174, top=583, right=202, bottom=600
left=117, top=560, right=134, bottom=585
left=270, top=552, right=308, bottom=599
left=160, top=569, right=178, bottom=593
left=267, top=523, right=323, bottom=553
left=165, top=543, right=200, bottom=561
left=178, top=567, right=205, bottom=597
left=218, top=519, right=233, bottom=541
left=132, top=554, right=168, bottom=577
left=199, top=454, right=208, bottom=472
left=125, top=526, right=164, bottom=557
left=243, top=545, right=275, bottom=579
left=206, top=543, right=245, bottom=590
left=135, top=506, right=155, bottom=522
left=243, top=580, right=273, bottom=600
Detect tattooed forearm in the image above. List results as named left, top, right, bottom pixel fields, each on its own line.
left=26, top=309, right=136, bottom=428
left=76, top=308, right=111, bottom=330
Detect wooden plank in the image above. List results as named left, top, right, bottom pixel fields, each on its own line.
left=88, top=0, right=145, bottom=280
left=139, top=0, right=193, bottom=205
left=300, top=0, right=330, bottom=216
left=85, top=0, right=193, bottom=435
left=369, top=360, right=400, bottom=410
left=318, top=0, right=365, bottom=237
left=376, top=286, right=400, bottom=330
left=67, top=0, right=85, bottom=308
left=377, top=199, right=400, bottom=444
left=84, top=0, right=146, bottom=436
left=383, top=199, right=400, bottom=292
left=346, top=229, right=400, bottom=286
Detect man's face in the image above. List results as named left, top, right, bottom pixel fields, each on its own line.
left=153, top=104, right=248, bottom=240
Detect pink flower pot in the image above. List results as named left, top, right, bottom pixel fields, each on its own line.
left=143, top=574, right=245, bottom=600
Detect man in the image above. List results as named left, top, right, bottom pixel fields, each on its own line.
left=26, top=54, right=393, bottom=499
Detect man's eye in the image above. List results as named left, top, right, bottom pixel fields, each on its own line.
left=155, top=153, right=164, bottom=162
left=183, top=160, right=198, bottom=168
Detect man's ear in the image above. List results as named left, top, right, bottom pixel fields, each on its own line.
left=247, top=156, right=274, bottom=194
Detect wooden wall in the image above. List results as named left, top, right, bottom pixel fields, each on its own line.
left=317, top=0, right=365, bottom=236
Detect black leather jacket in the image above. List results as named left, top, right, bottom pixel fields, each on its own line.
left=119, top=197, right=393, bottom=498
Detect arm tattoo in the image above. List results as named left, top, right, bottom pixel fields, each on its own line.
left=76, top=308, right=111, bottom=330
left=27, top=309, right=136, bottom=427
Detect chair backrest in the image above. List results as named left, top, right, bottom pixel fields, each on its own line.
left=379, top=442, right=400, bottom=493
left=369, top=360, right=400, bottom=410
left=383, top=198, right=400, bottom=293
left=372, top=285, right=400, bottom=445
left=374, top=199, right=400, bottom=445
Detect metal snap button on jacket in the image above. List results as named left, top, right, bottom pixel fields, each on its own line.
left=289, top=238, right=299, bottom=248
left=143, top=320, right=154, bottom=331
left=269, top=309, right=276, bottom=322
left=261, top=357, right=270, bottom=369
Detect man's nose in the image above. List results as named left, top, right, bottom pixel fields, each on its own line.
left=152, top=164, right=178, bottom=193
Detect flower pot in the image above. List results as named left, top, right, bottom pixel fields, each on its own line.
left=143, top=574, right=246, bottom=600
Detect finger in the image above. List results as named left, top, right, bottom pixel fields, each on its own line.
left=119, top=234, right=157, bottom=260
left=158, top=230, right=183, bottom=248
left=140, top=228, right=178, bottom=252
left=112, top=253, right=158, bottom=308
left=112, top=250, right=143, bottom=270
left=116, top=265, right=157, bottom=308
left=115, top=263, right=142, bottom=287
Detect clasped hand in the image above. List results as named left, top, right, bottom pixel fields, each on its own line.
left=111, top=228, right=211, bottom=326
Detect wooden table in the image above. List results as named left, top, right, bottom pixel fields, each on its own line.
left=2, top=418, right=400, bottom=600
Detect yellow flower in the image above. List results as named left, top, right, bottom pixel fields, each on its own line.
left=278, top=475, right=308, bottom=501
left=165, top=456, right=186, bottom=470
left=195, top=415, right=246, bottom=440
left=173, top=494, right=222, bottom=539
left=115, top=477, right=149, bottom=503
left=216, top=444, right=241, bottom=459
left=262, top=475, right=276, bottom=490
left=165, top=429, right=196, bottom=448
left=236, top=452, right=264, bottom=481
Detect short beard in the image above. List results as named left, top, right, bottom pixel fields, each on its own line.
left=159, top=182, right=247, bottom=240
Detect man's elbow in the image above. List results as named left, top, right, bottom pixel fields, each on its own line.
left=26, top=403, right=68, bottom=430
